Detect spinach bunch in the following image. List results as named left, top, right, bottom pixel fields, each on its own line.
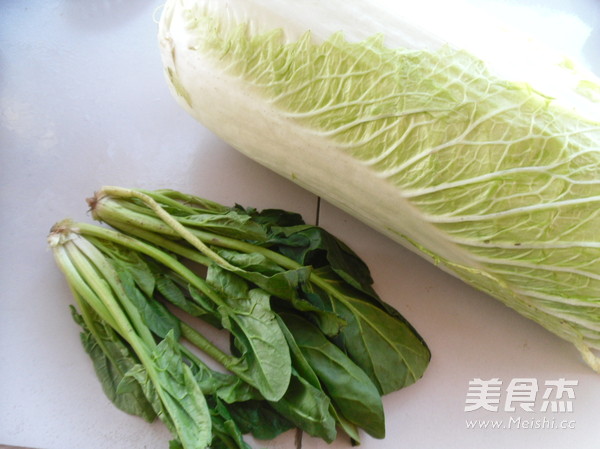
left=49, top=186, right=430, bottom=449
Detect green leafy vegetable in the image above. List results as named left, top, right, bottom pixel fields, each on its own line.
left=49, top=186, right=431, bottom=447
left=88, top=186, right=430, bottom=393
left=49, top=226, right=212, bottom=449
left=158, top=0, right=600, bottom=371
left=50, top=222, right=286, bottom=449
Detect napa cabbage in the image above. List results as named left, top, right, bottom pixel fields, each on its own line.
left=158, top=0, right=600, bottom=370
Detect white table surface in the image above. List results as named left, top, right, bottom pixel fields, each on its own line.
left=2, top=1, right=599, bottom=448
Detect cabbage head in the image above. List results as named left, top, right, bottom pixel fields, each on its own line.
left=158, top=0, right=600, bottom=370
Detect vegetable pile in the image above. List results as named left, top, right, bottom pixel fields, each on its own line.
left=48, top=186, right=430, bottom=449
left=158, top=0, right=600, bottom=370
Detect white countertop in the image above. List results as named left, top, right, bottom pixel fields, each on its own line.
left=2, top=1, right=599, bottom=448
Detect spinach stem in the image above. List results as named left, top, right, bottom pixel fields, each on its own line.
left=74, top=292, right=135, bottom=380
left=52, top=244, right=118, bottom=330
left=179, top=321, right=257, bottom=388
left=92, top=189, right=348, bottom=308
left=76, top=222, right=225, bottom=309
left=179, top=321, right=234, bottom=367
left=50, top=225, right=212, bottom=448
left=71, top=236, right=157, bottom=347
left=73, top=221, right=290, bottom=400
left=99, top=186, right=236, bottom=270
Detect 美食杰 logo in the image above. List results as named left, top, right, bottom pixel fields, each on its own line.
left=464, top=377, right=578, bottom=430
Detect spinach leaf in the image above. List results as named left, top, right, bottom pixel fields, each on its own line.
left=180, top=210, right=269, bottom=242
left=206, top=265, right=291, bottom=402
left=149, top=331, right=213, bottom=449
left=330, top=407, right=361, bottom=445
left=71, top=304, right=157, bottom=422
left=125, top=328, right=213, bottom=446
left=224, top=399, right=294, bottom=440
left=278, top=309, right=362, bottom=443
left=275, top=312, right=322, bottom=390
left=213, top=247, right=345, bottom=336
left=155, top=269, right=222, bottom=328
left=268, top=225, right=404, bottom=317
left=236, top=205, right=305, bottom=229
left=207, top=396, right=253, bottom=449
left=186, top=351, right=261, bottom=404
left=280, top=312, right=386, bottom=439
left=269, top=370, right=337, bottom=442
left=267, top=225, right=375, bottom=295
left=308, top=266, right=431, bottom=395
left=117, top=267, right=181, bottom=340
left=213, top=247, right=312, bottom=301
left=90, top=238, right=182, bottom=340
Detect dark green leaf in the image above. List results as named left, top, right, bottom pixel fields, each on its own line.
left=181, top=210, right=269, bottom=242
left=311, top=266, right=431, bottom=395
left=267, top=225, right=376, bottom=296
left=169, top=440, right=184, bottom=449
left=275, top=314, right=322, bottom=390
left=280, top=312, right=385, bottom=439
left=214, top=247, right=313, bottom=301
left=208, top=396, right=253, bottom=449
left=235, top=205, right=305, bottom=229
left=71, top=305, right=157, bottom=422
left=214, top=248, right=345, bottom=336
left=150, top=331, right=212, bottom=449
left=224, top=399, right=294, bottom=440
left=335, top=294, right=430, bottom=393
left=269, top=370, right=337, bottom=442
left=117, top=267, right=181, bottom=340
left=189, top=358, right=261, bottom=404
left=155, top=271, right=222, bottom=328
left=207, top=266, right=292, bottom=402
